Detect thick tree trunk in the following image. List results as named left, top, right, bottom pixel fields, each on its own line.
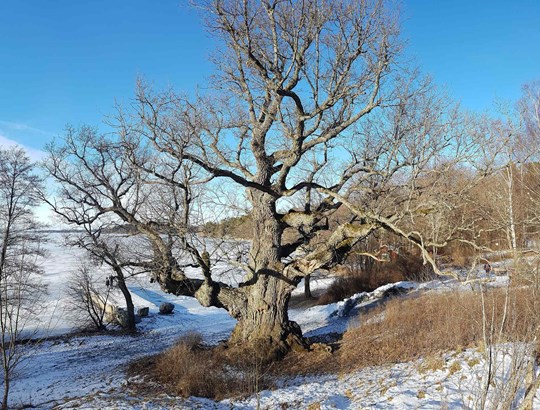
left=227, top=190, right=306, bottom=360
left=229, top=275, right=305, bottom=360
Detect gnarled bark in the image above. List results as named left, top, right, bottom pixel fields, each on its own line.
left=229, top=190, right=306, bottom=357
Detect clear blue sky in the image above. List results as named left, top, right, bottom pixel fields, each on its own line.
left=1, top=0, right=539, bottom=152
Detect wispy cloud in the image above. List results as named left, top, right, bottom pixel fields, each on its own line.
left=0, top=120, right=52, bottom=136
left=0, top=134, right=46, bottom=161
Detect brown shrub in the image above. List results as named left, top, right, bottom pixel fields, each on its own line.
left=152, top=332, right=227, bottom=398
left=146, top=332, right=275, bottom=400
left=318, top=251, right=432, bottom=305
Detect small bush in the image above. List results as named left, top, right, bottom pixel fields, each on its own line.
left=153, top=332, right=225, bottom=398
left=148, top=332, right=274, bottom=400
left=176, top=331, right=203, bottom=348
left=418, top=355, right=445, bottom=373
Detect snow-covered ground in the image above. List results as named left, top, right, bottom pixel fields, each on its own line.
left=10, top=233, right=540, bottom=409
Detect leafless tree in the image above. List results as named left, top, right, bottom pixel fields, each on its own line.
left=0, top=147, right=44, bottom=410
left=519, top=80, right=540, bottom=146
left=66, top=264, right=112, bottom=331
left=67, top=226, right=143, bottom=332
left=42, top=129, right=175, bottom=333
left=469, top=83, right=540, bottom=260
left=45, top=0, right=496, bottom=361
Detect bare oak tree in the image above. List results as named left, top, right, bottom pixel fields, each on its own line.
left=45, top=0, right=493, bottom=360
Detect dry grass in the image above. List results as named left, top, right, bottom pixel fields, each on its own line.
left=150, top=332, right=227, bottom=399
left=338, top=286, right=540, bottom=370
left=340, top=292, right=481, bottom=367
left=280, top=285, right=540, bottom=377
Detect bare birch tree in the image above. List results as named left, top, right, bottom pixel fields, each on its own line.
left=473, top=83, right=540, bottom=257
left=0, top=147, right=44, bottom=410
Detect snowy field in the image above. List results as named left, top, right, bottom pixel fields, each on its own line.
left=10, top=233, right=540, bottom=409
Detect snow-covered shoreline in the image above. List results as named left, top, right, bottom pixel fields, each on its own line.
left=10, top=233, right=540, bottom=409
